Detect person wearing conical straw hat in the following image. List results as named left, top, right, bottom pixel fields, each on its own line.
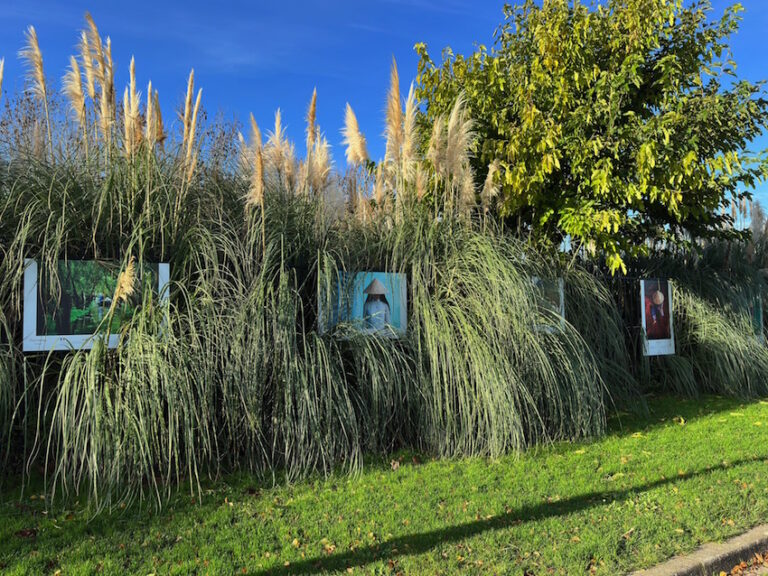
left=644, top=280, right=670, bottom=340
left=362, top=277, right=391, bottom=333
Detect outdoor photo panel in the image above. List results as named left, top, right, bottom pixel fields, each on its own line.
left=531, top=276, right=565, bottom=332
left=23, top=259, right=170, bottom=351
left=640, top=278, right=675, bottom=356
left=319, top=271, right=407, bottom=337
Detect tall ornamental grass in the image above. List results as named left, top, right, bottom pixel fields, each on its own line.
left=0, top=15, right=765, bottom=510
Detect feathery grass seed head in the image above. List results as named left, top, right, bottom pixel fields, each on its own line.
left=19, top=26, right=47, bottom=103
left=63, top=55, right=86, bottom=127
left=342, top=103, right=368, bottom=166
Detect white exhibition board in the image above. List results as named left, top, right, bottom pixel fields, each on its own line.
left=23, top=259, right=170, bottom=352
left=640, top=278, right=675, bottom=356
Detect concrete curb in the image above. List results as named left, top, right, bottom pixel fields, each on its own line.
left=629, top=524, right=768, bottom=576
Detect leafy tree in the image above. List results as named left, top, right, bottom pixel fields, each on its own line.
left=415, top=0, right=768, bottom=273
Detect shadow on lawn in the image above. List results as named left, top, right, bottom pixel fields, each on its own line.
left=604, top=394, right=747, bottom=437
left=254, top=454, right=768, bottom=576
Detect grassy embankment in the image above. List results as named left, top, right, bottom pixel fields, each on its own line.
left=2, top=395, right=767, bottom=575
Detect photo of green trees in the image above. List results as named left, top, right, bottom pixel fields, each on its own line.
left=36, top=260, right=159, bottom=337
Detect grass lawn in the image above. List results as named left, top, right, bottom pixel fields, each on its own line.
left=1, top=396, right=768, bottom=575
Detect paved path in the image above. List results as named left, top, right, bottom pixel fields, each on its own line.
left=630, top=526, right=768, bottom=576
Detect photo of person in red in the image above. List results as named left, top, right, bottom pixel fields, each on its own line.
left=643, top=279, right=671, bottom=340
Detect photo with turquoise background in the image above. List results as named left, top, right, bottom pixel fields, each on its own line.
left=325, top=272, right=407, bottom=336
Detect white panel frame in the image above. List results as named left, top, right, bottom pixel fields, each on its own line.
left=23, top=259, right=170, bottom=352
left=641, top=278, right=675, bottom=357
left=531, top=276, right=566, bottom=333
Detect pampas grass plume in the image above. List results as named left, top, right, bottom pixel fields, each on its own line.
left=342, top=103, right=368, bottom=166
left=481, top=160, right=500, bottom=213
left=122, top=87, right=131, bottom=153
left=129, top=57, right=139, bottom=122
left=374, top=164, right=385, bottom=206
left=246, top=114, right=265, bottom=208
left=19, top=26, right=47, bottom=103
left=266, top=108, right=297, bottom=189
left=268, top=108, right=286, bottom=159
left=415, top=164, right=428, bottom=201
left=306, top=88, right=317, bottom=153
left=183, top=69, right=194, bottom=145
left=309, top=131, right=331, bottom=192
left=427, top=114, right=445, bottom=177
left=145, top=80, right=155, bottom=147
left=384, top=57, right=403, bottom=166
left=445, top=94, right=474, bottom=183
left=250, top=113, right=262, bottom=151
left=459, top=166, right=476, bottom=219
left=104, top=37, right=115, bottom=116
left=111, top=256, right=136, bottom=311
left=153, top=89, right=165, bottom=145
left=185, top=87, right=202, bottom=167
left=401, top=82, right=418, bottom=181
left=84, top=12, right=106, bottom=87
left=19, top=26, right=52, bottom=149
left=63, top=56, right=86, bottom=127
left=79, top=31, right=95, bottom=99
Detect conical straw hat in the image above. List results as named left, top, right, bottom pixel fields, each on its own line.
left=652, top=290, right=665, bottom=305
left=363, top=278, right=387, bottom=295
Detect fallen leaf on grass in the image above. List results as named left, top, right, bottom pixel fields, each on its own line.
left=320, top=538, right=336, bottom=554
left=15, top=528, right=37, bottom=539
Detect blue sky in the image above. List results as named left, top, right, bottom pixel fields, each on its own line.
left=0, top=0, right=766, bottom=201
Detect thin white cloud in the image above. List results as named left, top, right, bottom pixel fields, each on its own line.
left=380, top=0, right=476, bottom=15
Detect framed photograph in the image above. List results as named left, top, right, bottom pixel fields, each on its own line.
left=319, top=271, right=407, bottom=337
left=23, top=259, right=170, bottom=352
left=640, top=278, right=675, bottom=356
left=531, top=276, right=565, bottom=332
